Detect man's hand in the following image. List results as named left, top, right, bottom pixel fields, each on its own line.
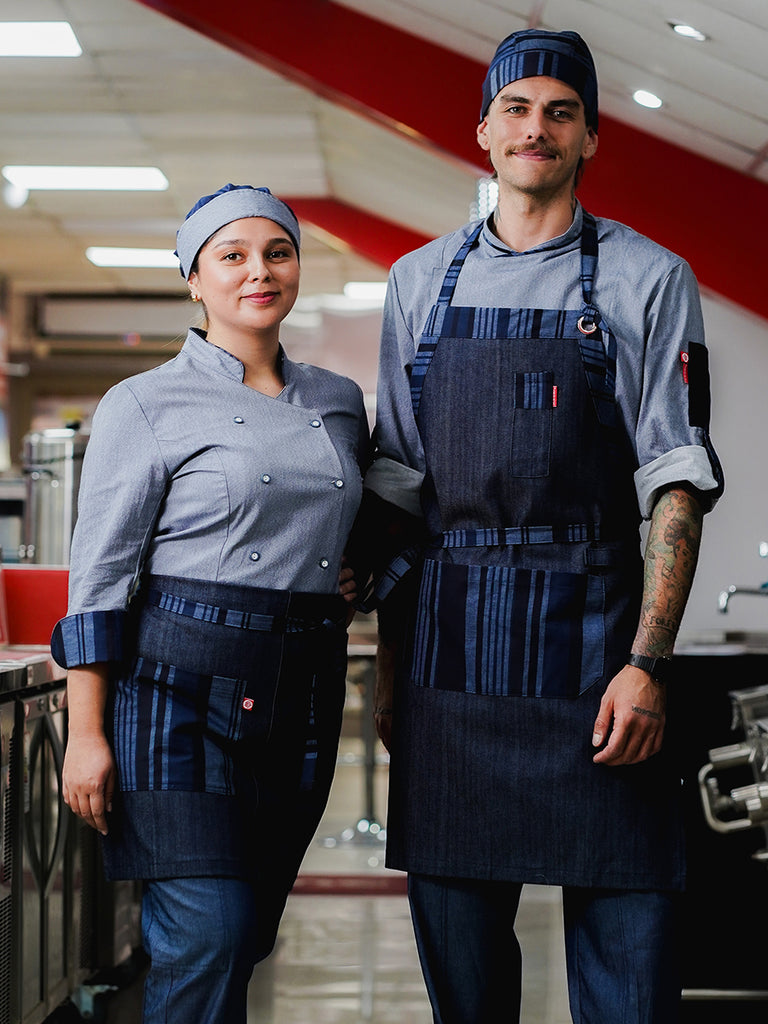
left=592, top=664, right=666, bottom=766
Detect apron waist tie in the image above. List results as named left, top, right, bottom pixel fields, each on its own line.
left=359, top=523, right=607, bottom=611
left=144, top=587, right=345, bottom=633
left=436, top=523, right=601, bottom=548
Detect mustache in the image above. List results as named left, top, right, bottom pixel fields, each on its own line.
left=507, top=142, right=560, bottom=158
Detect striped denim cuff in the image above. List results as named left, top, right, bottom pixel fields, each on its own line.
left=50, top=609, right=126, bottom=668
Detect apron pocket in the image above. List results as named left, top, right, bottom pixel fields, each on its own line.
left=510, top=371, right=554, bottom=477
left=411, top=558, right=604, bottom=698
left=114, top=658, right=277, bottom=795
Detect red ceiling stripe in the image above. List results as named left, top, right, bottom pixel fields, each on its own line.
left=137, top=0, right=767, bottom=319
left=283, top=198, right=431, bottom=270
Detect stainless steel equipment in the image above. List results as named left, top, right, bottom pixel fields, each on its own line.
left=21, top=425, right=88, bottom=565
left=0, top=651, right=80, bottom=1024
left=699, top=684, right=768, bottom=866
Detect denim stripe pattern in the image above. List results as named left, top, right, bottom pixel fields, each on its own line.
left=412, top=559, right=604, bottom=698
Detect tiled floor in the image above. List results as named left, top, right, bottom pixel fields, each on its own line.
left=100, top=674, right=571, bottom=1024
left=86, top=677, right=768, bottom=1024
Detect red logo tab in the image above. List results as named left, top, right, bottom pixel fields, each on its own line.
left=680, top=351, right=689, bottom=384
left=552, top=385, right=559, bottom=408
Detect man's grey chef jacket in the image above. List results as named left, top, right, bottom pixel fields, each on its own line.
left=60, top=328, right=369, bottom=657
left=366, top=203, right=722, bottom=519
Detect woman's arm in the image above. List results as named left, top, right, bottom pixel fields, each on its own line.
left=63, top=664, right=116, bottom=835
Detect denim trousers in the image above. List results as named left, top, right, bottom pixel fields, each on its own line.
left=408, top=874, right=681, bottom=1024
left=141, top=876, right=281, bottom=1024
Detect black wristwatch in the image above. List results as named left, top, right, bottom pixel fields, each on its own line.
left=627, top=652, right=674, bottom=684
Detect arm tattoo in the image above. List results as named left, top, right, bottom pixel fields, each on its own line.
left=634, top=487, right=703, bottom=658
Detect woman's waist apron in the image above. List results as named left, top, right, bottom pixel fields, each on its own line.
left=386, top=214, right=684, bottom=889
left=102, top=573, right=348, bottom=883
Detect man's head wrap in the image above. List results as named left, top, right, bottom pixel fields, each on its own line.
left=480, top=28, right=598, bottom=130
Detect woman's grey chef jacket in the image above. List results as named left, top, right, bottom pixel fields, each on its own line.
left=59, top=328, right=369, bottom=655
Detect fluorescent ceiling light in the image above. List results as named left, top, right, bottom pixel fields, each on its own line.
left=669, top=22, right=708, bottom=42
left=633, top=89, right=663, bottom=110
left=86, top=247, right=180, bottom=270
left=343, top=281, right=388, bottom=301
left=0, top=22, right=82, bottom=57
left=2, top=165, right=169, bottom=191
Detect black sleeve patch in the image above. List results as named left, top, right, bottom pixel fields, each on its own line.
left=686, top=342, right=711, bottom=430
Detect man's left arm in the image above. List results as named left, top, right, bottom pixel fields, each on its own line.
left=592, top=485, right=703, bottom=766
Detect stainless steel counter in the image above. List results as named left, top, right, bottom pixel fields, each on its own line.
left=0, top=645, right=64, bottom=695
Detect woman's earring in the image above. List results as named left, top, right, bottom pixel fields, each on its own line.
left=191, top=294, right=200, bottom=303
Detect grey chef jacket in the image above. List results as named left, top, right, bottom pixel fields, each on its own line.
left=63, top=328, right=369, bottom=645
left=365, top=203, right=722, bottom=518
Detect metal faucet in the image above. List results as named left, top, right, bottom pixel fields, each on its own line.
left=718, top=584, right=768, bottom=613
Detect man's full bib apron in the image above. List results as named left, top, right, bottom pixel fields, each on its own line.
left=385, top=215, right=685, bottom=891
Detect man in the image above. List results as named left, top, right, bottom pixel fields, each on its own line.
left=363, top=28, right=723, bottom=1024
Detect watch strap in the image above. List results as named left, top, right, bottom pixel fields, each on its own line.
left=627, top=652, right=672, bottom=682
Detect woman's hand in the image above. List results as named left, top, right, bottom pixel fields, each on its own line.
left=63, top=732, right=116, bottom=835
left=339, top=557, right=359, bottom=625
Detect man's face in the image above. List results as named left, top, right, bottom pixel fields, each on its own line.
left=476, top=76, right=598, bottom=200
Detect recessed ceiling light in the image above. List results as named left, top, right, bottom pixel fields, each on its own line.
left=86, top=247, right=180, bottom=270
left=2, top=166, right=169, bottom=191
left=0, top=22, right=81, bottom=57
left=633, top=89, right=663, bottom=110
left=669, top=22, right=708, bottom=42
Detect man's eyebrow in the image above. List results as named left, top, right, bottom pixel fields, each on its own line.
left=496, top=91, right=581, bottom=109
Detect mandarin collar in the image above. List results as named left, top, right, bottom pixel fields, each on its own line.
left=478, top=202, right=584, bottom=257
left=183, top=328, right=292, bottom=388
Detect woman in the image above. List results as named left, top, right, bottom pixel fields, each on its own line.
left=52, top=184, right=370, bottom=1022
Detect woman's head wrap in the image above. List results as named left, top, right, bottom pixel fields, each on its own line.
left=175, top=183, right=301, bottom=279
left=480, top=28, right=598, bottom=130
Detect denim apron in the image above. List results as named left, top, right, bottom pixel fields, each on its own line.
left=386, top=215, right=685, bottom=890
left=101, top=573, right=348, bottom=899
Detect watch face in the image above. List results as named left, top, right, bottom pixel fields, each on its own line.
left=654, top=658, right=674, bottom=684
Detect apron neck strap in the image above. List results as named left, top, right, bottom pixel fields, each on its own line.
left=579, top=211, right=601, bottom=331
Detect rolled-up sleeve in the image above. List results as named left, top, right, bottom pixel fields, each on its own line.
left=629, top=261, right=724, bottom=517
left=52, top=382, right=169, bottom=666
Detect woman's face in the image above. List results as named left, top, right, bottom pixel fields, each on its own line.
left=188, top=217, right=300, bottom=342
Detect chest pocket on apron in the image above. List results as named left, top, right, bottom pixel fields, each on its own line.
left=407, top=214, right=638, bottom=700
left=511, top=370, right=555, bottom=476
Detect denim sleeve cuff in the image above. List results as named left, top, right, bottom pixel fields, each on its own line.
left=50, top=610, right=127, bottom=668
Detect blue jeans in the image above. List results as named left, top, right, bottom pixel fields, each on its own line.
left=141, top=876, right=283, bottom=1024
left=408, top=875, right=681, bottom=1024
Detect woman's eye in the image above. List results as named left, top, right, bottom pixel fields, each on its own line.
left=268, top=248, right=291, bottom=259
